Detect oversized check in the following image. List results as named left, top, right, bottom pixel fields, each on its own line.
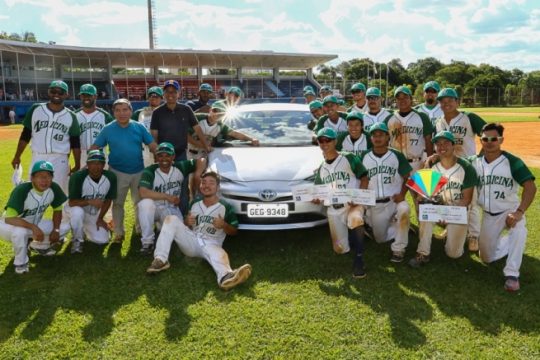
left=329, top=188, right=376, bottom=206
left=419, top=204, right=468, bottom=224
left=291, top=184, right=332, bottom=202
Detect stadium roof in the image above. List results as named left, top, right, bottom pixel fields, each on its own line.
left=0, top=39, right=337, bottom=69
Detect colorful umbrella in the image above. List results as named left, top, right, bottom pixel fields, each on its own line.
left=406, top=169, right=448, bottom=200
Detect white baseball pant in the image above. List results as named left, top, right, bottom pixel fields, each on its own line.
left=69, top=206, right=110, bottom=244
left=154, top=215, right=233, bottom=283
left=365, top=200, right=410, bottom=253
left=138, top=199, right=183, bottom=246
left=0, top=218, right=70, bottom=266
left=479, top=210, right=527, bottom=278
left=30, top=153, right=70, bottom=194
left=467, top=189, right=481, bottom=238
left=417, top=221, right=468, bottom=258
left=327, top=204, right=365, bottom=254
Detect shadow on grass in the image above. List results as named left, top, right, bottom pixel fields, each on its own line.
left=0, top=224, right=538, bottom=348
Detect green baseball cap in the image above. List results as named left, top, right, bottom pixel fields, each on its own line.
left=309, top=100, right=323, bottom=110
left=394, top=85, right=412, bottom=97
left=369, top=122, right=389, bottom=135
left=432, top=130, right=456, bottom=144
left=86, top=149, right=106, bottom=163
left=350, top=82, right=366, bottom=92
left=211, top=100, right=228, bottom=113
left=346, top=111, right=364, bottom=123
left=322, top=95, right=338, bottom=105
left=320, top=85, right=332, bottom=92
left=227, top=86, right=242, bottom=96
left=304, top=90, right=316, bottom=97
left=31, top=160, right=54, bottom=175
left=199, top=83, right=213, bottom=92
left=437, top=88, right=459, bottom=100
left=156, top=142, right=175, bottom=155
left=147, top=86, right=163, bottom=97
left=366, top=87, right=381, bottom=97
left=423, top=81, right=441, bottom=92
left=316, top=127, right=337, bottom=140
left=79, top=83, right=97, bottom=96
left=303, top=85, right=315, bottom=93
left=49, top=80, right=68, bottom=93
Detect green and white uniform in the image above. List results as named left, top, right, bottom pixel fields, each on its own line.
left=314, top=152, right=368, bottom=254
left=384, top=109, right=432, bottom=171
left=434, top=112, right=486, bottom=157
left=0, top=182, right=69, bottom=266
left=414, top=103, right=443, bottom=131
left=23, top=103, right=81, bottom=192
left=360, top=148, right=411, bottom=252
left=68, top=168, right=117, bottom=244
left=133, top=106, right=156, bottom=167
left=417, top=158, right=478, bottom=258
left=137, top=160, right=196, bottom=246
left=188, top=114, right=232, bottom=159
left=154, top=197, right=239, bottom=283
left=469, top=151, right=535, bottom=278
left=363, top=108, right=392, bottom=134
left=75, top=107, right=113, bottom=164
left=336, top=132, right=371, bottom=155
left=314, top=112, right=348, bottom=133
left=347, top=102, right=369, bottom=113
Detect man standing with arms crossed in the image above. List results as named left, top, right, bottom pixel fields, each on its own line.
left=470, top=123, right=536, bottom=292
left=150, top=80, right=210, bottom=214
left=414, top=81, right=443, bottom=130
left=11, top=80, right=81, bottom=194
left=75, top=83, right=113, bottom=165
left=147, top=171, right=252, bottom=291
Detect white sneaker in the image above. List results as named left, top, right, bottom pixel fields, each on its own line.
left=15, top=263, right=29, bottom=274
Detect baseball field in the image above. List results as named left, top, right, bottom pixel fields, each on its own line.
left=0, top=108, right=539, bottom=358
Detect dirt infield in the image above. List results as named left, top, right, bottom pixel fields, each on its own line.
left=1, top=122, right=539, bottom=167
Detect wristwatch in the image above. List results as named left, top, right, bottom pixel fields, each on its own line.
left=53, top=228, right=60, bottom=233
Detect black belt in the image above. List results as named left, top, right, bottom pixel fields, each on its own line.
left=408, top=157, right=422, bottom=163
left=484, top=210, right=504, bottom=216
left=332, top=204, right=345, bottom=209
left=376, top=197, right=391, bottom=203
left=189, top=149, right=199, bottom=155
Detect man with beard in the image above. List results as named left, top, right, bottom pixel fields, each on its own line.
left=414, top=81, right=443, bottom=130
left=75, top=84, right=113, bottom=164
left=186, top=83, right=213, bottom=113
left=11, top=80, right=81, bottom=194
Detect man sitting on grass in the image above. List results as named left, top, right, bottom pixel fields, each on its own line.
left=147, top=171, right=252, bottom=291
left=0, top=161, right=70, bottom=274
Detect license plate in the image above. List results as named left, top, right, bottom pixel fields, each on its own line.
left=247, top=203, right=289, bottom=218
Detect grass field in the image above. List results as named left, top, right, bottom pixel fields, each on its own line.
left=461, top=107, right=540, bottom=123
left=0, top=116, right=539, bottom=358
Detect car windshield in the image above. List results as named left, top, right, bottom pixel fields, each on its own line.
left=218, top=107, right=314, bottom=146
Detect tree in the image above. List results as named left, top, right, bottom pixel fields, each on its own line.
left=406, top=57, right=443, bottom=85
left=0, top=30, right=38, bottom=42
left=434, top=60, right=474, bottom=87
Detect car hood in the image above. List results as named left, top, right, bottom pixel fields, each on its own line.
left=208, top=146, right=322, bottom=182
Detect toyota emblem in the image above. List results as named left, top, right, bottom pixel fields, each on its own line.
left=259, top=189, right=277, bottom=201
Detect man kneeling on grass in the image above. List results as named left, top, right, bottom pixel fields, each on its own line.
left=147, top=171, right=251, bottom=291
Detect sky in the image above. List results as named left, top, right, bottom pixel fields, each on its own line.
left=2, top=0, right=539, bottom=72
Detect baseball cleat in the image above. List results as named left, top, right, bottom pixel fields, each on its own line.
left=504, top=276, right=520, bottom=292
left=140, top=243, right=155, bottom=255
left=352, top=257, right=366, bottom=279
left=146, top=258, right=170, bottom=274
left=408, top=253, right=430, bottom=268
left=390, top=251, right=405, bottom=263
left=71, top=239, right=83, bottom=254
left=14, top=263, right=29, bottom=274
left=219, top=264, right=252, bottom=291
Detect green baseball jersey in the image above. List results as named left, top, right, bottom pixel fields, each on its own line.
left=189, top=197, right=238, bottom=245
left=139, top=160, right=196, bottom=206
left=314, top=112, right=348, bottom=133
left=189, top=114, right=232, bottom=151
left=314, top=152, right=368, bottom=190
left=383, top=109, right=433, bottom=160
left=363, top=108, right=392, bottom=133
left=431, top=157, right=478, bottom=205
left=359, top=148, right=412, bottom=199
left=469, top=151, right=535, bottom=213
left=336, top=132, right=372, bottom=155
left=434, top=112, right=486, bottom=157
left=69, top=168, right=117, bottom=215
left=75, top=107, right=113, bottom=151
left=133, top=106, right=154, bottom=132
left=23, top=103, right=80, bottom=155
left=4, top=182, right=67, bottom=224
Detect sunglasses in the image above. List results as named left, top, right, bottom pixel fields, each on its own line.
left=481, top=136, right=502, bottom=143
left=49, top=89, right=66, bottom=95
left=317, top=137, right=333, bottom=144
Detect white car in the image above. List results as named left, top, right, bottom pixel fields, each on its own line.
left=207, top=102, right=327, bottom=230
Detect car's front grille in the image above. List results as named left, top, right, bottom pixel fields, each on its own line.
left=222, top=194, right=293, bottom=202
left=240, top=203, right=295, bottom=211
